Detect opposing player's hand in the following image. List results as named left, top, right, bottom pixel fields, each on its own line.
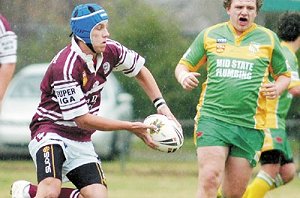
left=260, top=83, right=279, bottom=99
left=129, top=122, right=157, bottom=149
left=179, top=72, right=201, bottom=91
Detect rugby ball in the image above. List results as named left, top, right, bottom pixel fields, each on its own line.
left=143, top=114, right=184, bottom=153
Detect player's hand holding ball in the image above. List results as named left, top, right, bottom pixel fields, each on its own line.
left=143, top=114, right=184, bottom=153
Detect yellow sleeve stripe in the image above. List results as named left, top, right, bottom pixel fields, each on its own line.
left=289, top=81, right=300, bottom=89
left=179, top=56, right=207, bottom=72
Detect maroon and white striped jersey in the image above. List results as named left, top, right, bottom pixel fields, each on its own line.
left=0, top=14, right=17, bottom=64
left=30, top=38, right=145, bottom=141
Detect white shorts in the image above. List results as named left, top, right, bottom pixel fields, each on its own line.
left=28, top=132, right=100, bottom=182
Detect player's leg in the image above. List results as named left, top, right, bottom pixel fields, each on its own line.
left=67, top=162, right=108, bottom=198
left=279, top=136, right=296, bottom=184
left=11, top=181, right=81, bottom=198
left=244, top=128, right=295, bottom=198
left=222, top=156, right=253, bottom=198
left=35, top=144, right=65, bottom=197
left=194, top=116, right=229, bottom=198
left=196, top=146, right=228, bottom=198
left=223, top=126, right=264, bottom=198
left=243, top=150, right=281, bottom=198
left=11, top=144, right=66, bottom=198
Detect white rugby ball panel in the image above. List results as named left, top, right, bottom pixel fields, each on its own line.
left=143, top=114, right=184, bottom=153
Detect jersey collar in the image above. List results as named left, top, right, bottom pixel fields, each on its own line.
left=71, top=37, right=103, bottom=73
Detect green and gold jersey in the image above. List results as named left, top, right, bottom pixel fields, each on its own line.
left=179, top=22, right=290, bottom=129
left=274, top=42, right=300, bottom=130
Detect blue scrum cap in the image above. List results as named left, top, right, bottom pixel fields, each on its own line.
left=70, top=3, right=108, bottom=44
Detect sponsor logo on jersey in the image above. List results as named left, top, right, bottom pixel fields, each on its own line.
left=56, top=88, right=77, bottom=105
left=103, top=62, right=110, bottom=74
left=216, top=38, right=227, bottom=53
left=82, top=71, right=88, bottom=87
left=248, top=41, right=260, bottom=54
left=275, top=136, right=283, bottom=144
left=215, top=58, right=254, bottom=80
left=43, top=146, right=52, bottom=174
left=217, top=38, right=227, bottom=43
left=196, top=131, right=203, bottom=138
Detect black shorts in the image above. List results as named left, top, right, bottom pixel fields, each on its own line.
left=260, top=150, right=294, bottom=165
left=36, top=144, right=107, bottom=189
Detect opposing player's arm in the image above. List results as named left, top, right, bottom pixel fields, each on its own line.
left=175, top=63, right=201, bottom=91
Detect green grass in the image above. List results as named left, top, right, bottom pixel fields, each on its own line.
left=1, top=137, right=300, bottom=198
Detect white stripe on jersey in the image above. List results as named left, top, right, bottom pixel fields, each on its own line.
left=0, top=19, right=5, bottom=34
left=37, top=109, right=60, bottom=121
left=68, top=53, right=77, bottom=79
left=90, top=106, right=100, bottom=114
left=107, top=39, right=145, bottom=77
left=51, top=81, right=78, bottom=89
left=51, top=47, right=67, bottom=65
left=63, top=51, right=76, bottom=80
left=38, top=107, right=62, bottom=117
left=85, top=81, right=105, bottom=96
left=54, top=121, right=77, bottom=127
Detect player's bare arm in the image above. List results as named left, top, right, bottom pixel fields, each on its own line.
left=135, top=66, right=179, bottom=125
left=175, top=63, right=201, bottom=91
left=0, top=63, right=16, bottom=102
left=74, top=113, right=157, bottom=148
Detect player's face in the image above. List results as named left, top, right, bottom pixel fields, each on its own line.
left=91, top=21, right=110, bottom=53
left=226, top=0, right=257, bottom=35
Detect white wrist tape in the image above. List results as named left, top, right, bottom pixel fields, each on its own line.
left=153, top=97, right=166, bottom=109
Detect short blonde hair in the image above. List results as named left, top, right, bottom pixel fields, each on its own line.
left=223, top=0, right=263, bottom=12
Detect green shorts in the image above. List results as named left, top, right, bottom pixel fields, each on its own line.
left=261, top=128, right=293, bottom=161
left=195, top=116, right=264, bottom=167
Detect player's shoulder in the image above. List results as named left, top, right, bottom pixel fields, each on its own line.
left=105, top=39, right=123, bottom=51
left=255, top=24, right=277, bottom=38
left=200, top=22, right=228, bottom=37
left=49, top=45, right=84, bottom=77
left=104, top=38, right=129, bottom=57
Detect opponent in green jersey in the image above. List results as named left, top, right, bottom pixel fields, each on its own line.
left=179, top=17, right=290, bottom=130
left=244, top=12, right=300, bottom=198
left=175, top=0, right=291, bottom=197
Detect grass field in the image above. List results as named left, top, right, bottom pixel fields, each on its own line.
left=1, top=137, right=300, bottom=198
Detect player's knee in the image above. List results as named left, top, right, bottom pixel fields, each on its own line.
left=280, top=163, right=296, bottom=183
left=80, top=184, right=107, bottom=198
left=200, top=169, right=222, bottom=189
left=37, top=178, right=61, bottom=198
